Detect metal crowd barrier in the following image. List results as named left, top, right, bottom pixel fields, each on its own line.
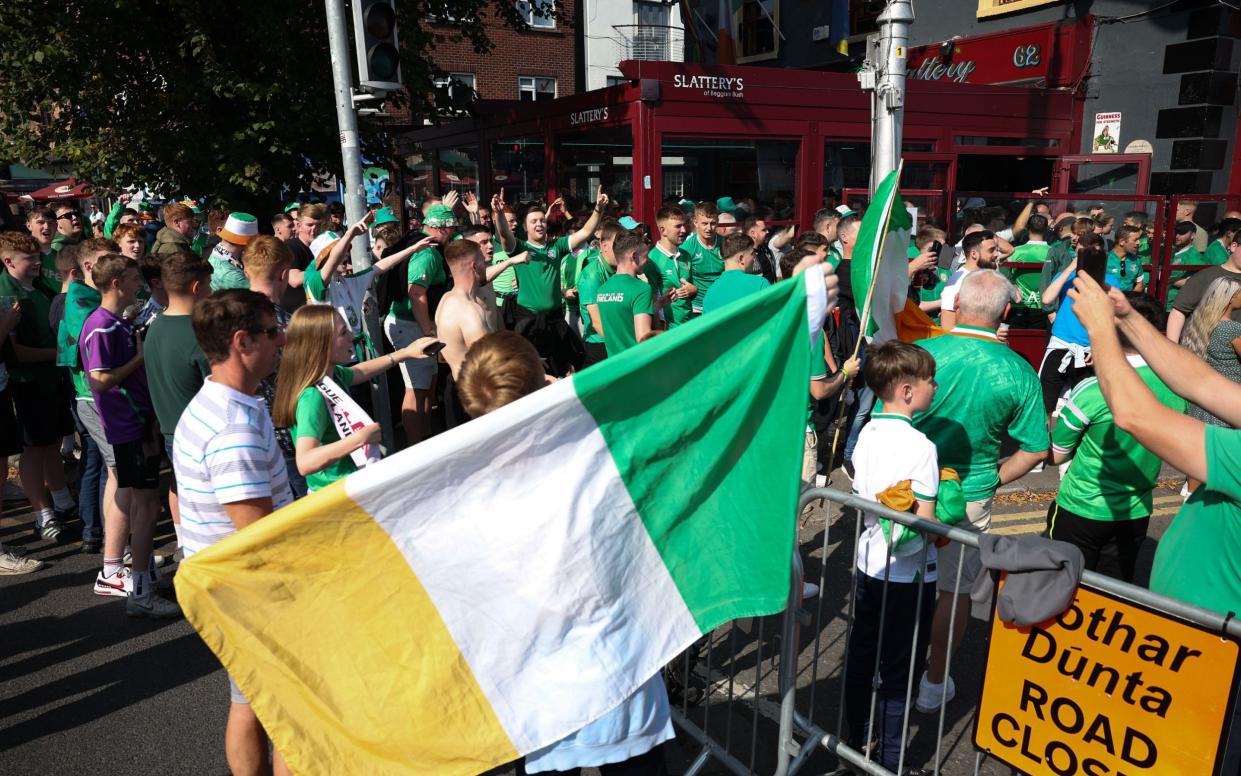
left=669, top=487, right=1241, bottom=776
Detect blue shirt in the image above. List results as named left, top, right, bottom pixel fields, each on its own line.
left=1049, top=269, right=1120, bottom=347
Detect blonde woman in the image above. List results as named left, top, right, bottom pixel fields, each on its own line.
left=274, top=305, right=437, bottom=492
left=1181, top=275, right=1241, bottom=492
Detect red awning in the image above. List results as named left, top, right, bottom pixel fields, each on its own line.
left=25, top=178, right=92, bottom=201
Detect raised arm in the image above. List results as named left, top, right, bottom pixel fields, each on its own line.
left=1041, top=260, right=1077, bottom=307
left=1069, top=274, right=1208, bottom=481
left=492, top=192, right=516, bottom=254
left=373, top=236, right=435, bottom=275
left=319, top=212, right=375, bottom=285
left=569, top=186, right=608, bottom=252
left=1011, top=189, right=1046, bottom=236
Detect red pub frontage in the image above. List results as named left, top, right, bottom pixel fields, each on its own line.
left=398, top=55, right=1093, bottom=231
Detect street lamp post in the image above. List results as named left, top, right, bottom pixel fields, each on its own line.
left=323, top=0, right=396, bottom=451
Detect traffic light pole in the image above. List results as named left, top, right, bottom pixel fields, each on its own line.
left=324, top=0, right=396, bottom=452
left=870, top=0, right=913, bottom=193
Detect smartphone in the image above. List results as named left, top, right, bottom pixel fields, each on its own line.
left=1078, top=246, right=1108, bottom=287
left=423, top=341, right=447, bottom=357
left=930, top=240, right=943, bottom=257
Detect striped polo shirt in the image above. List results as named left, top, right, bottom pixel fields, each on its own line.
left=173, top=377, right=293, bottom=557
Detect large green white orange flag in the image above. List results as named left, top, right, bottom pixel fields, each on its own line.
left=851, top=167, right=942, bottom=343
left=175, top=269, right=829, bottom=776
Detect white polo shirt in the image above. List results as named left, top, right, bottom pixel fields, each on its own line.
left=851, top=412, right=940, bottom=582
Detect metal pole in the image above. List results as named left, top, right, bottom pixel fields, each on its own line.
left=870, top=0, right=914, bottom=193
left=324, top=0, right=396, bottom=451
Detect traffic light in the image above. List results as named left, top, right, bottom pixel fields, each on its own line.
left=351, top=0, right=401, bottom=93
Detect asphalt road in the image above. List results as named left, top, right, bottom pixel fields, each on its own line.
left=0, top=463, right=1183, bottom=776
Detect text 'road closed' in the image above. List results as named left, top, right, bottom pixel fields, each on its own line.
left=975, top=577, right=1239, bottom=775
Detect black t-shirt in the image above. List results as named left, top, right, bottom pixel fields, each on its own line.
left=283, top=238, right=314, bottom=313
left=1172, top=264, right=1241, bottom=323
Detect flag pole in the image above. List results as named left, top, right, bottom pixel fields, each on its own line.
left=819, top=160, right=903, bottom=492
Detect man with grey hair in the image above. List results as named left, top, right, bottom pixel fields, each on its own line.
left=890, top=269, right=1048, bottom=714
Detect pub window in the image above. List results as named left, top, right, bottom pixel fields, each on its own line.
left=518, top=76, right=557, bottom=101
left=737, top=0, right=779, bottom=63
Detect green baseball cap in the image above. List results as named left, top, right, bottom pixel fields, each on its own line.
left=284, top=202, right=300, bottom=213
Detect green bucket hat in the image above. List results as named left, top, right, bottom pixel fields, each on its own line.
left=424, top=204, right=457, bottom=229
left=373, top=206, right=401, bottom=227
left=716, top=196, right=738, bottom=216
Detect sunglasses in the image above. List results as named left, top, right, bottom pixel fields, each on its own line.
left=56, top=212, right=82, bottom=221
left=248, top=324, right=285, bottom=339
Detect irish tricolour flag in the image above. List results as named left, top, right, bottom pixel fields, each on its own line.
left=851, top=166, right=943, bottom=343
left=176, top=269, right=830, bottom=775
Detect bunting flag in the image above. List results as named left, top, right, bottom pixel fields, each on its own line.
left=175, top=269, right=830, bottom=775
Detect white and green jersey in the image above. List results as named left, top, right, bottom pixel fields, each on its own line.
left=1052, top=356, right=1187, bottom=521
left=681, top=233, right=722, bottom=314
left=304, top=265, right=377, bottom=364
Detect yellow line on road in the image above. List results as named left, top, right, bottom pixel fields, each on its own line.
left=991, top=505, right=1180, bottom=535
left=991, top=493, right=1182, bottom=524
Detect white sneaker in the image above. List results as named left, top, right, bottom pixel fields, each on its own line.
left=802, top=581, right=820, bottom=599
left=915, top=671, right=956, bottom=713
left=0, top=550, right=43, bottom=575
left=93, top=568, right=133, bottom=598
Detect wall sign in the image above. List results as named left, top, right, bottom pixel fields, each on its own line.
left=975, top=579, right=1239, bottom=776
left=671, top=74, right=745, bottom=99
left=906, top=19, right=1090, bottom=88
left=977, top=0, right=1062, bottom=18
left=569, top=107, right=609, bottom=126
left=1093, top=112, right=1122, bottom=154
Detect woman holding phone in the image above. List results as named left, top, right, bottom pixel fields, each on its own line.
left=273, top=305, right=438, bottom=492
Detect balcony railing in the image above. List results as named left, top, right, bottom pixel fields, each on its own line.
left=612, top=24, right=685, bottom=63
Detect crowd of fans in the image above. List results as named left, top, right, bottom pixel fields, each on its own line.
left=2, top=184, right=1241, bottom=774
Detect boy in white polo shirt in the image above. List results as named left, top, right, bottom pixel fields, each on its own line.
left=843, top=340, right=939, bottom=771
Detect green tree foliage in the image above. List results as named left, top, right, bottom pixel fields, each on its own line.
left=0, top=0, right=557, bottom=208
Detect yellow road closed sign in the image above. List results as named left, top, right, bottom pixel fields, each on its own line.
left=975, top=576, right=1239, bottom=775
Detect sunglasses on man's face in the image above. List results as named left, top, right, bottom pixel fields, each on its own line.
left=248, top=324, right=285, bottom=339
left=57, top=212, right=81, bottom=221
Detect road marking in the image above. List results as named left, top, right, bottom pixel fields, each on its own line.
left=991, top=493, right=1182, bottom=525
left=991, top=505, right=1181, bottom=535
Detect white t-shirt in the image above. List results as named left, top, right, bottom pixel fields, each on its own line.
left=852, top=413, right=940, bottom=582
left=939, top=268, right=974, bottom=313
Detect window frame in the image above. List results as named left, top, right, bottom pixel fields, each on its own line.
left=736, top=0, right=780, bottom=64
left=517, top=75, right=558, bottom=101
left=516, top=0, right=557, bottom=30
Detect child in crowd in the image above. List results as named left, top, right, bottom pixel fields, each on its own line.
left=303, top=212, right=435, bottom=366
left=272, top=305, right=437, bottom=492
left=844, top=340, right=940, bottom=771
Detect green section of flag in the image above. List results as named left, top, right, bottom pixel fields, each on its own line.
left=851, top=168, right=911, bottom=339
left=573, top=276, right=812, bottom=632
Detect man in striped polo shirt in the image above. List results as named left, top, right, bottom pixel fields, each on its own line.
left=172, top=288, right=293, bottom=776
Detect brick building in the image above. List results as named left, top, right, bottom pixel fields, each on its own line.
left=430, top=0, right=580, bottom=105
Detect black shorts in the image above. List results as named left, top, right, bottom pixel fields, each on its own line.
left=10, top=376, right=74, bottom=447
left=583, top=341, right=608, bottom=367
left=1046, top=500, right=1149, bottom=583
left=0, top=387, right=22, bottom=458
left=1037, top=348, right=1094, bottom=414
left=113, top=432, right=161, bottom=490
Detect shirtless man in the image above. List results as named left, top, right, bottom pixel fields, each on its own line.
left=437, top=236, right=527, bottom=428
